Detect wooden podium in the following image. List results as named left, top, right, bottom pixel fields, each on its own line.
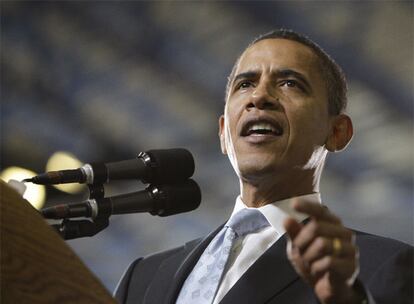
left=0, top=181, right=116, bottom=303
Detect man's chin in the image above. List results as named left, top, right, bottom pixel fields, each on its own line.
left=236, top=161, right=282, bottom=182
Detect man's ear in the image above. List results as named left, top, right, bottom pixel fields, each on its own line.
left=326, top=114, right=353, bottom=152
left=218, top=115, right=227, bottom=155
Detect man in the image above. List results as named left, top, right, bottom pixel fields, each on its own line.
left=114, top=29, right=413, bottom=304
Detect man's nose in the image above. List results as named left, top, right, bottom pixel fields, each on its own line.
left=247, top=82, right=280, bottom=110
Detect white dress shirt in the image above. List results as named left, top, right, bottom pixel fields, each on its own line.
left=212, top=193, right=321, bottom=304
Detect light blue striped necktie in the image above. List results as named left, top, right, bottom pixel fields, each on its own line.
left=176, top=208, right=270, bottom=304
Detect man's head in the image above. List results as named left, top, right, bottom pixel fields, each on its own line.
left=219, top=29, right=353, bottom=198
left=225, top=29, right=348, bottom=116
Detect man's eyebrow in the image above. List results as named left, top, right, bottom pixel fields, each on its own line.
left=276, top=69, right=313, bottom=92
left=232, top=71, right=260, bottom=84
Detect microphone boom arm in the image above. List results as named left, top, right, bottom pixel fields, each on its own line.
left=49, top=182, right=110, bottom=240
left=51, top=216, right=109, bottom=240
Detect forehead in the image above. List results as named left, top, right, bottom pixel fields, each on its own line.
left=235, top=38, right=321, bottom=77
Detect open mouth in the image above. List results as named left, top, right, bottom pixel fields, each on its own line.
left=241, top=118, right=284, bottom=137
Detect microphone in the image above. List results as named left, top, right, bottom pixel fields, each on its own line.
left=24, top=148, right=194, bottom=185
left=41, top=179, right=201, bottom=219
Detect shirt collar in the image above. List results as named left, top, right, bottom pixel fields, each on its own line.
left=230, top=193, right=322, bottom=236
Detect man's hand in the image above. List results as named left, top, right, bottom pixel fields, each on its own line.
left=284, top=199, right=363, bottom=304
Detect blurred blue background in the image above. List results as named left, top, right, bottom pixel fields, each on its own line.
left=1, top=1, right=413, bottom=293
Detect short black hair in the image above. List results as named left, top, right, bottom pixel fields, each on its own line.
left=225, top=29, right=348, bottom=115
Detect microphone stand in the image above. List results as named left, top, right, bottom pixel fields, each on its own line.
left=50, top=184, right=110, bottom=240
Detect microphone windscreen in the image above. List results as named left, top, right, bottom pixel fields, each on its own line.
left=156, top=179, right=201, bottom=216
left=146, top=149, right=195, bottom=184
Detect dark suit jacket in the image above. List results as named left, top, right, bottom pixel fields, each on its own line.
left=114, top=227, right=413, bottom=304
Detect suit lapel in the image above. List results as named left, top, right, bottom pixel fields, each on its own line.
left=152, top=225, right=224, bottom=304
left=220, top=235, right=300, bottom=304
left=164, top=225, right=224, bottom=303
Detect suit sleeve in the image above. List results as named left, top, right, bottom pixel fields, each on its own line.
left=113, top=258, right=142, bottom=304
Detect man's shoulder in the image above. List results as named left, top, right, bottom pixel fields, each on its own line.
left=139, top=237, right=203, bottom=264
left=352, top=229, right=413, bottom=282
left=114, top=237, right=204, bottom=303
left=353, top=229, right=412, bottom=252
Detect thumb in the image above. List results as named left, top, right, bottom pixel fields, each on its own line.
left=284, top=217, right=303, bottom=241
left=284, top=218, right=312, bottom=283
left=284, top=217, right=303, bottom=259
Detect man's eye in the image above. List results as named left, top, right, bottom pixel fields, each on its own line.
left=281, top=79, right=304, bottom=91
left=283, top=80, right=297, bottom=87
left=238, top=81, right=253, bottom=89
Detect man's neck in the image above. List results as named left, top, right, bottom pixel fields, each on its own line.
left=239, top=172, right=319, bottom=208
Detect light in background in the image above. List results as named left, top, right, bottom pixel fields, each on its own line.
left=0, top=166, right=46, bottom=209
left=46, top=151, right=84, bottom=194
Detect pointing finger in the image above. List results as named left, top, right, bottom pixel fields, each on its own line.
left=284, top=217, right=303, bottom=241
left=291, top=199, right=341, bottom=224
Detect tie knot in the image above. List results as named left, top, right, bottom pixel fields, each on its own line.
left=226, top=208, right=269, bottom=237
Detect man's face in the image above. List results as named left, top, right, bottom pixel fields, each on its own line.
left=220, top=38, right=332, bottom=181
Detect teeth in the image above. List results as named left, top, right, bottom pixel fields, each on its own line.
left=249, top=123, right=275, bottom=132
